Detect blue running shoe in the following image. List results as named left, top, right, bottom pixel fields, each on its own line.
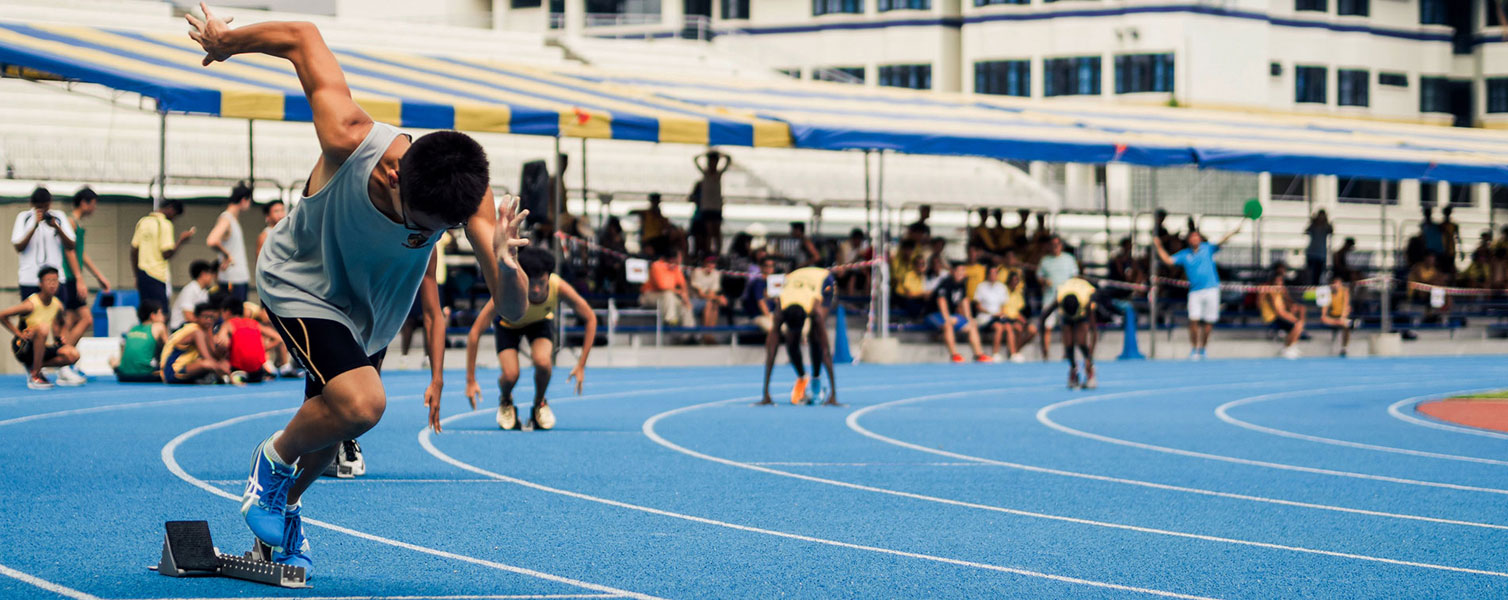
left=808, top=378, right=825, bottom=405
left=274, top=504, right=313, bottom=578
left=241, top=433, right=297, bottom=548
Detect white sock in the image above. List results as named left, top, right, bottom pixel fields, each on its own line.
left=263, top=430, right=294, bottom=467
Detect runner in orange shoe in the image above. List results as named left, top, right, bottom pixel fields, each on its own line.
left=758, top=265, right=838, bottom=406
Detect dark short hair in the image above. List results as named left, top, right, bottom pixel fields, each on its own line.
left=220, top=297, right=245, bottom=316
left=193, top=302, right=218, bottom=316
left=72, top=187, right=97, bottom=207
left=36, top=266, right=58, bottom=280
left=262, top=199, right=284, bottom=215
left=399, top=131, right=489, bottom=226
left=137, top=300, right=162, bottom=323
left=790, top=222, right=806, bottom=233
left=207, top=291, right=229, bottom=311
left=517, top=246, right=555, bottom=280
left=29, top=187, right=50, bottom=206
left=1061, top=294, right=1080, bottom=316
left=162, top=199, right=185, bottom=215
left=189, top=260, right=216, bottom=279
left=230, top=181, right=254, bottom=205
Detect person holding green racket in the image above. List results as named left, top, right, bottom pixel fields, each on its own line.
left=1154, top=218, right=1245, bottom=360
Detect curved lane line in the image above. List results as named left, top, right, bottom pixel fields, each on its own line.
left=1388, top=393, right=1508, bottom=441
left=0, top=390, right=290, bottom=427
left=1038, top=382, right=1508, bottom=496
left=847, top=385, right=1508, bottom=531
left=1216, top=385, right=1508, bottom=466
left=422, top=396, right=1218, bottom=600
left=162, top=401, right=665, bottom=600
left=643, top=393, right=1508, bottom=579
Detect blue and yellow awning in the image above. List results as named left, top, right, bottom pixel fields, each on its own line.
left=0, top=22, right=791, bottom=148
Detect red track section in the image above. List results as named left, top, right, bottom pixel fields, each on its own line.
left=1417, top=399, right=1508, bottom=434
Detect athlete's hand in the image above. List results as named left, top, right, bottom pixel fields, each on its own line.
left=465, top=379, right=481, bottom=410
left=220, top=255, right=234, bottom=270
left=185, top=3, right=237, bottom=67
left=569, top=364, right=585, bottom=395
left=99, top=276, right=112, bottom=292
left=425, top=379, right=444, bottom=433
left=493, top=194, right=529, bottom=272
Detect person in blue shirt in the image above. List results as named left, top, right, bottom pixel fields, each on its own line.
left=1154, top=223, right=1243, bottom=360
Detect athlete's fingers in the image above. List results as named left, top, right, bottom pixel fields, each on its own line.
left=508, top=239, right=528, bottom=248
left=186, top=13, right=205, bottom=30
left=200, top=2, right=217, bottom=22
left=223, top=15, right=234, bottom=24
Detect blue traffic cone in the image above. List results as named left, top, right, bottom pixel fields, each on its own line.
left=1117, top=300, right=1144, bottom=360
left=832, top=305, right=854, bottom=364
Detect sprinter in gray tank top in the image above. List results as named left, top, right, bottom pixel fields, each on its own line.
left=187, top=4, right=530, bottom=578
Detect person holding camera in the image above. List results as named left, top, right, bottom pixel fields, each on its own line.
left=10, top=187, right=87, bottom=386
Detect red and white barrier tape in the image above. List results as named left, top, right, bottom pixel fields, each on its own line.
left=554, top=232, right=882, bottom=278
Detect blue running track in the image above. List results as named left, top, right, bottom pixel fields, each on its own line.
left=2, top=356, right=1507, bottom=599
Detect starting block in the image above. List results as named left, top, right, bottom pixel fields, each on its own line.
left=150, top=520, right=308, bottom=588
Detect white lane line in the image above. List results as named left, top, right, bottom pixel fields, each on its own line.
left=1388, top=392, right=1508, bottom=441
left=0, top=391, right=291, bottom=428
left=0, top=562, right=99, bottom=600
left=204, top=478, right=506, bottom=485
left=846, top=384, right=1508, bottom=531
left=1038, top=383, right=1508, bottom=496
left=1216, top=385, right=1508, bottom=466
left=121, top=595, right=622, bottom=600
left=747, top=462, right=987, bottom=467
left=163, top=406, right=664, bottom=600
left=646, top=394, right=1508, bottom=579
left=422, top=404, right=1218, bottom=600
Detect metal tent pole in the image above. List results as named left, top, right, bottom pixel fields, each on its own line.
left=1380, top=180, right=1391, bottom=334
left=156, top=109, right=167, bottom=210
left=580, top=137, right=588, bottom=218
left=553, top=135, right=564, bottom=347
left=878, top=150, right=890, bottom=339
left=1146, top=171, right=1159, bottom=358
left=248, top=119, right=255, bottom=184
left=863, top=150, right=875, bottom=335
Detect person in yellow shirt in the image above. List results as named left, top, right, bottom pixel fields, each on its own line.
left=1258, top=266, right=1306, bottom=360
left=0, top=267, right=82, bottom=389
left=1319, top=274, right=1353, bottom=358
left=983, top=267, right=1036, bottom=363
left=1038, top=277, right=1101, bottom=390
left=130, top=200, right=196, bottom=310
left=759, top=265, right=838, bottom=406
left=161, top=302, right=231, bottom=384
left=464, top=247, right=597, bottom=431
left=963, top=246, right=988, bottom=300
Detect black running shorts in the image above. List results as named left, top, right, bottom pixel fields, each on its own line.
left=494, top=320, right=555, bottom=354
left=265, top=306, right=387, bottom=399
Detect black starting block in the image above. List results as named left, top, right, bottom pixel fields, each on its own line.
left=150, top=521, right=308, bottom=588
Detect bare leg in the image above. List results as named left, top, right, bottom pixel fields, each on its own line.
left=1186, top=320, right=1199, bottom=350
left=963, top=323, right=985, bottom=357
left=758, top=314, right=783, bottom=405
left=498, top=349, right=520, bottom=406
left=941, top=318, right=960, bottom=356
left=64, top=308, right=91, bottom=346
left=990, top=323, right=1004, bottom=356
left=28, top=327, right=45, bottom=377
left=530, top=336, right=554, bottom=406
left=272, top=366, right=386, bottom=479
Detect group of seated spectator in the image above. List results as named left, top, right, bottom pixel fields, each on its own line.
left=107, top=288, right=296, bottom=385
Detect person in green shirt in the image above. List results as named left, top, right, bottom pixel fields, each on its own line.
left=113, top=301, right=166, bottom=382
left=63, top=188, right=112, bottom=344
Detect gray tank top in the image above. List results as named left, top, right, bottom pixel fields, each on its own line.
left=257, top=123, right=434, bottom=355
left=218, top=210, right=250, bottom=284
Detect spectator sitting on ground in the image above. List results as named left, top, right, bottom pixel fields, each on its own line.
left=171, top=260, right=219, bottom=330
left=690, top=255, right=728, bottom=343
left=930, top=262, right=992, bottom=363
left=131, top=199, right=196, bottom=311
left=113, top=300, right=168, bottom=383
left=0, top=267, right=83, bottom=389
left=221, top=298, right=280, bottom=383
left=1258, top=265, right=1305, bottom=359
left=641, top=249, right=693, bottom=327
left=13, top=188, right=88, bottom=373
left=1000, top=268, right=1036, bottom=362
left=160, top=302, right=230, bottom=384
left=1320, top=274, right=1353, bottom=358
left=256, top=199, right=285, bottom=256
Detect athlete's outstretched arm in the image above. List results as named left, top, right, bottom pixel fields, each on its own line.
left=186, top=4, right=371, bottom=165
left=464, top=190, right=530, bottom=323
left=464, top=299, right=496, bottom=409
left=558, top=281, right=597, bottom=395
left=419, top=251, right=446, bottom=433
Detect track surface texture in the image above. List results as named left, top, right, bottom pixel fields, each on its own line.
left=3, top=356, right=1506, bottom=599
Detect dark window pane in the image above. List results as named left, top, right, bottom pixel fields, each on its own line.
left=1488, top=78, right=1508, bottom=113
left=1295, top=66, right=1327, bottom=104
left=1338, top=0, right=1368, bottom=16
left=1337, top=177, right=1399, bottom=205
left=1270, top=62, right=1282, bottom=77
left=1296, top=0, right=1326, bottom=11
left=1045, top=56, right=1101, bottom=97
left=1271, top=174, right=1310, bottom=202
left=975, top=60, right=1031, bottom=97
left=879, top=64, right=932, bottom=90
left=1338, top=69, right=1369, bottom=107
left=721, top=0, right=749, bottom=19
left=1378, top=72, right=1408, bottom=87
left=1114, top=53, right=1175, bottom=94
left=1419, top=0, right=1446, bottom=24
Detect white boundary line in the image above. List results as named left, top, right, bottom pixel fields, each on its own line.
left=122, top=595, right=621, bottom=600
left=1037, top=381, right=1508, bottom=496
left=1216, top=384, right=1508, bottom=466
left=421, top=396, right=1218, bottom=600
left=846, top=383, right=1508, bottom=531
left=1388, top=392, right=1508, bottom=441
left=0, top=562, right=98, bottom=600
left=0, top=391, right=290, bottom=427
left=644, top=393, right=1508, bottom=579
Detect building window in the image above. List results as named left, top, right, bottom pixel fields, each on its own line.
left=721, top=0, right=749, bottom=19
left=1419, top=0, right=1447, bottom=24
left=1271, top=174, right=1310, bottom=202
left=1378, top=72, right=1407, bottom=87
left=1044, top=56, right=1102, bottom=97
left=512, top=0, right=542, bottom=6
left=812, top=0, right=862, bottom=15
left=816, top=66, right=865, bottom=84
left=1295, top=0, right=1325, bottom=12
left=1491, top=2, right=1504, bottom=27
left=878, top=0, right=930, bottom=10
left=1270, top=62, right=1282, bottom=77
left=1489, top=78, right=1508, bottom=113
left=1420, top=182, right=1438, bottom=207
left=1420, top=76, right=1449, bottom=113
left=1449, top=183, right=1473, bottom=207
left=975, top=0, right=1029, bottom=4
left=1337, top=177, right=1399, bottom=205
left=1295, top=66, right=1327, bottom=104
left=1337, top=0, right=1367, bottom=16
left=776, top=68, right=801, bottom=79
left=975, top=60, right=1031, bottom=97
left=1338, top=69, right=1369, bottom=106
left=879, top=64, right=932, bottom=90
left=1114, top=53, right=1174, bottom=94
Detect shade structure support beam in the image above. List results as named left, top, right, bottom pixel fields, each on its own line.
left=1380, top=180, right=1391, bottom=334
left=156, top=108, right=166, bottom=211
left=877, top=150, right=890, bottom=340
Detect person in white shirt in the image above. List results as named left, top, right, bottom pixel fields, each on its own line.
left=972, top=264, right=1009, bottom=359
left=11, top=188, right=87, bottom=386
left=689, top=255, right=727, bottom=343
left=171, top=260, right=218, bottom=330
left=207, top=182, right=253, bottom=301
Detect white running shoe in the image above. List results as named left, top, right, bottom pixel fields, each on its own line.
left=496, top=404, right=519, bottom=430
left=532, top=404, right=556, bottom=431
left=55, top=366, right=85, bottom=387
left=1010, top=353, right=1027, bottom=364
left=27, top=374, right=52, bottom=390
left=1281, top=346, right=1302, bottom=360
